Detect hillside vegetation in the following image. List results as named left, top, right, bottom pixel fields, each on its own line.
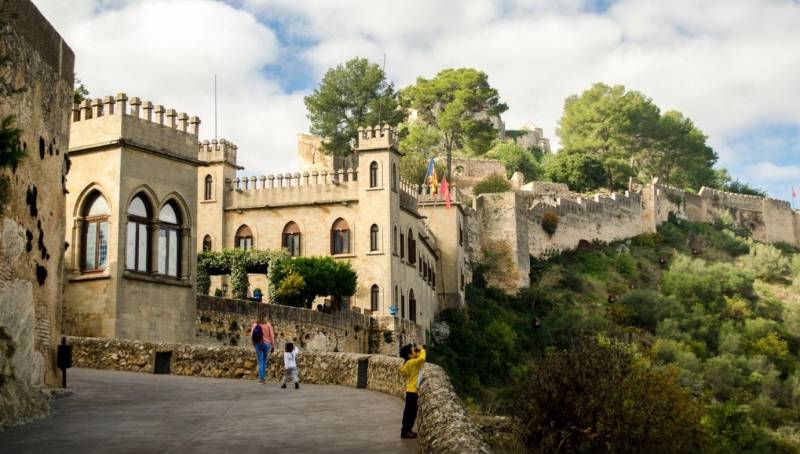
left=431, top=217, right=800, bottom=452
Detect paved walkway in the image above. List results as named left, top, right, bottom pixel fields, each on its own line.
left=0, top=368, right=416, bottom=454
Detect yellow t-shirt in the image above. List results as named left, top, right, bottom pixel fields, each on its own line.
left=400, top=347, right=426, bottom=393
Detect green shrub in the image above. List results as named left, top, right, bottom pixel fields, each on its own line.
left=197, top=264, right=211, bottom=295
left=510, top=338, right=707, bottom=453
left=213, top=288, right=223, bottom=297
left=620, top=290, right=683, bottom=331
left=473, top=173, right=511, bottom=196
left=661, top=255, right=753, bottom=309
left=739, top=242, right=791, bottom=282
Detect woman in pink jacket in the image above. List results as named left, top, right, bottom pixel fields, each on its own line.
left=250, top=316, right=275, bottom=384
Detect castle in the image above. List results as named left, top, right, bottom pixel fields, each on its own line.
left=61, top=96, right=468, bottom=344
left=57, top=88, right=800, bottom=347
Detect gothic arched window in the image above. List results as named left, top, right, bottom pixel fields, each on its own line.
left=369, top=161, right=379, bottom=188
left=235, top=225, right=253, bottom=250
left=371, top=285, right=379, bottom=312
left=158, top=203, right=181, bottom=277
left=282, top=221, right=301, bottom=256
left=202, top=235, right=212, bottom=251
left=330, top=218, right=350, bottom=255
left=82, top=192, right=109, bottom=272
left=204, top=174, right=213, bottom=200
left=126, top=194, right=151, bottom=272
left=370, top=224, right=379, bottom=251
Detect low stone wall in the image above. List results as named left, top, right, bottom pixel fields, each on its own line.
left=195, top=295, right=421, bottom=356
left=66, top=336, right=489, bottom=453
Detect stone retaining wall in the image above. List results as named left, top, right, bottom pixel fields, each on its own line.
left=195, top=295, right=421, bottom=356
left=66, top=336, right=489, bottom=453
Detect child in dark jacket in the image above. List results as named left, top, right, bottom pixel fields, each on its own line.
left=399, top=343, right=426, bottom=439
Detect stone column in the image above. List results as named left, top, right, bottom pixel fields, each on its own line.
left=154, top=105, right=165, bottom=126
left=142, top=101, right=153, bottom=122
left=102, top=96, right=115, bottom=115
left=115, top=93, right=128, bottom=115
left=150, top=221, right=161, bottom=274
left=130, top=97, right=141, bottom=118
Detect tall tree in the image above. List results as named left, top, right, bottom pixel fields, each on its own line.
left=401, top=68, right=508, bottom=179
left=304, top=58, right=405, bottom=156
left=557, top=83, right=718, bottom=191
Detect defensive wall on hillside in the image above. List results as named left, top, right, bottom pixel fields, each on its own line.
left=474, top=178, right=800, bottom=290
left=67, top=336, right=490, bottom=453
left=194, top=295, right=421, bottom=357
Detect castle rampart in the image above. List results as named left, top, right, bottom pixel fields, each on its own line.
left=226, top=170, right=361, bottom=209
left=474, top=177, right=799, bottom=290
left=70, top=92, right=200, bottom=162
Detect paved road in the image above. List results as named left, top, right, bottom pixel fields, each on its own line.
left=0, top=368, right=416, bottom=454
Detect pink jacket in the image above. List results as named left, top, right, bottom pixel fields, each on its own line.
left=251, top=322, right=275, bottom=345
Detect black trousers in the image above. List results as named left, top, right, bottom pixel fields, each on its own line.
left=402, top=392, right=418, bottom=434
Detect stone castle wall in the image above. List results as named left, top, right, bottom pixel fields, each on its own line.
left=474, top=178, right=800, bottom=290
left=0, top=0, right=74, bottom=429
left=194, top=295, right=421, bottom=355
left=67, top=335, right=490, bottom=453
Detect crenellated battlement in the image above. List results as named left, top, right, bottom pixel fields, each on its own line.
left=356, top=124, right=398, bottom=150
left=225, top=169, right=360, bottom=210
left=69, top=92, right=201, bottom=161
left=198, top=138, right=238, bottom=166
left=698, top=186, right=792, bottom=210
left=72, top=93, right=201, bottom=137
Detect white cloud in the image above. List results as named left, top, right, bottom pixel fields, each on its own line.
left=32, top=0, right=800, bottom=191
left=34, top=0, right=305, bottom=174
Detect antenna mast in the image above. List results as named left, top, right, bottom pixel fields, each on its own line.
left=214, top=74, right=218, bottom=140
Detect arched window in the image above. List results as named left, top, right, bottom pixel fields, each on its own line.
left=391, top=163, right=397, bottom=191
left=330, top=218, right=350, bottom=255
left=370, top=224, right=379, bottom=251
left=126, top=195, right=150, bottom=272
left=282, top=221, right=301, bottom=256
left=82, top=192, right=109, bottom=272
left=409, top=289, right=417, bottom=322
left=459, top=223, right=464, bottom=246
left=204, top=175, right=213, bottom=200
left=158, top=203, right=181, bottom=277
left=400, top=231, right=405, bottom=259
left=369, top=161, right=379, bottom=188
left=392, top=225, right=397, bottom=255
left=202, top=235, right=212, bottom=251
left=407, top=228, right=416, bottom=264
left=401, top=291, right=405, bottom=319
left=235, top=225, right=253, bottom=250
left=370, top=285, right=379, bottom=312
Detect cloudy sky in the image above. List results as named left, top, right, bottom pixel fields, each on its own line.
left=34, top=0, right=800, bottom=203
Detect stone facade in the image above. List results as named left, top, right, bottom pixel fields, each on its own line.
left=198, top=125, right=466, bottom=338
left=63, top=92, right=201, bottom=344
left=0, top=0, right=74, bottom=428
left=67, top=335, right=490, bottom=453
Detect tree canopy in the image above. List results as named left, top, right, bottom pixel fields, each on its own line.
left=304, top=57, right=405, bottom=156
left=486, top=142, right=541, bottom=183
left=269, top=256, right=358, bottom=309
left=401, top=68, right=507, bottom=179
left=557, top=83, right=718, bottom=191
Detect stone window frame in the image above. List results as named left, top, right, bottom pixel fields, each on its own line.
left=202, top=234, right=213, bottom=251
left=235, top=224, right=254, bottom=250
left=330, top=218, right=351, bottom=255
left=392, top=224, right=398, bottom=256
left=282, top=221, right=301, bottom=257
left=391, top=162, right=398, bottom=192
left=204, top=174, right=213, bottom=201
left=80, top=191, right=110, bottom=273
left=369, top=224, right=380, bottom=252
left=126, top=194, right=152, bottom=273
left=157, top=202, right=182, bottom=278
left=407, top=228, right=416, bottom=265
left=369, top=161, right=380, bottom=188
left=370, top=284, right=380, bottom=312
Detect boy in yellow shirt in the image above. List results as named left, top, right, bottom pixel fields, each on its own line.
left=399, top=343, right=426, bottom=439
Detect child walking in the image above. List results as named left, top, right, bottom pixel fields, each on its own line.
left=399, top=343, right=426, bottom=439
left=280, top=342, right=300, bottom=389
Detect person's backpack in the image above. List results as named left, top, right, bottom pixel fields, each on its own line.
left=251, top=324, right=264, bottom=345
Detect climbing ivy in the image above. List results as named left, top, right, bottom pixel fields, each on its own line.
left=197, top=248, right=289, bottom=300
